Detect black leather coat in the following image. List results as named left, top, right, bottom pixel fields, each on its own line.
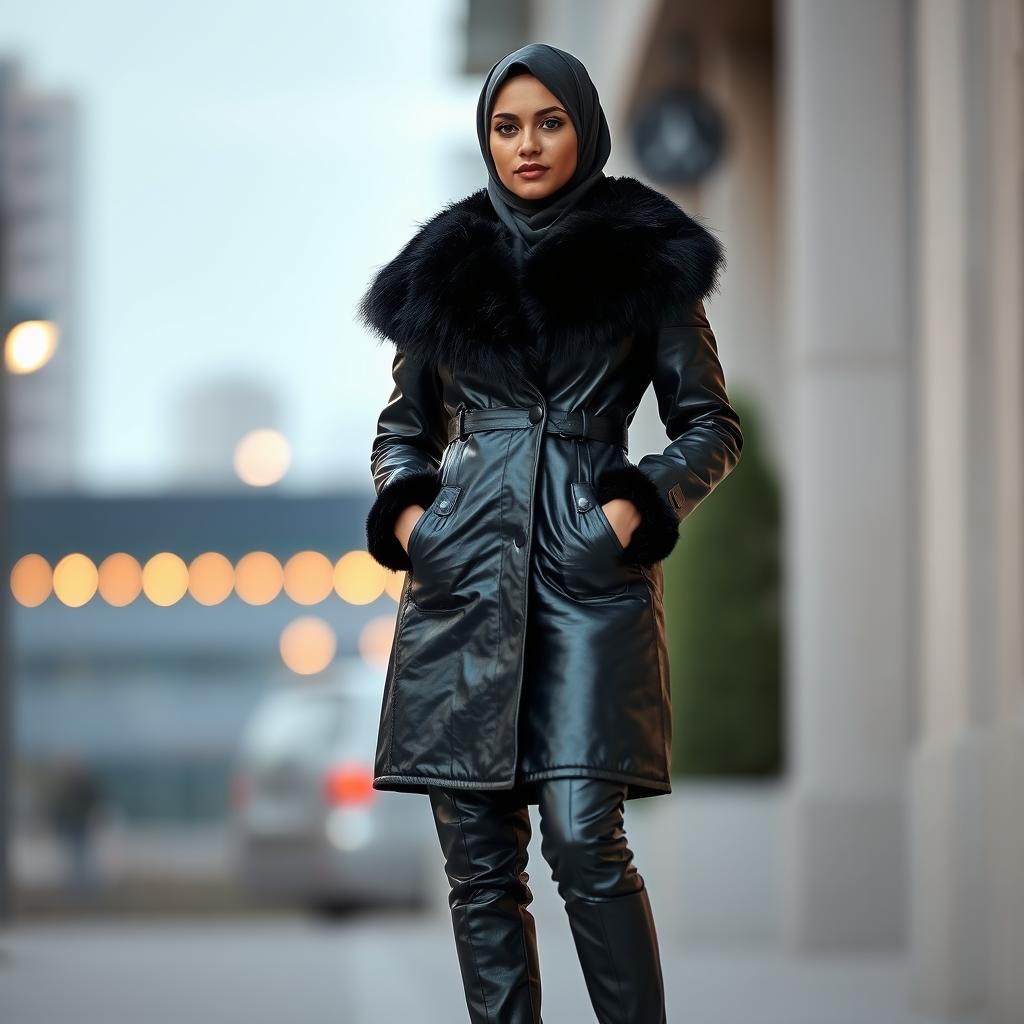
left=359, top=175, right=743, bottom=802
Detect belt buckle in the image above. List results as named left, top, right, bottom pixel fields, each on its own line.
left=557, top=409, right=587, bottom=441
left=456, top=405, right=467, bottom=441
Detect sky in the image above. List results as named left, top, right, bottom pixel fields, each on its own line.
left=4, top=0, right=484, bottom=493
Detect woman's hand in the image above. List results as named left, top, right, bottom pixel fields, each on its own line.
left=395, top=504, right=426, bottom=555
left=600, top=498, right=641, bottom=549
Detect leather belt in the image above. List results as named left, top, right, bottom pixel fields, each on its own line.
left=446, top=404, right=628, bottom=451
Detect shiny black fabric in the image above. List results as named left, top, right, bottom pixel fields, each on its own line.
left=360, top=175, right=743, bottom=802
left=429, top=777, right=666, bottom=1023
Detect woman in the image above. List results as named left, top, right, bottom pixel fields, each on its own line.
left=359, top=42, right=742, bottom=1024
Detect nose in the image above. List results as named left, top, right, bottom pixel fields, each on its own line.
left=518, top=128, right=541, bottom=157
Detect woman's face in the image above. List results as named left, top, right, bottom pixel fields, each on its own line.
left=489, top=73, right=578, bottom=200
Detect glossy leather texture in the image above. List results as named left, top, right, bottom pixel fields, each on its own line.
left=428, top=777, right=666, bottom=1024
left=360, top=175, right=744, bottom=803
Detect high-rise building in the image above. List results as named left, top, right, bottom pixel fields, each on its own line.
left=0, top=57, right=80, bottom=493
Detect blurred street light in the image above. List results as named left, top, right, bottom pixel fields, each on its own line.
left=4, top=318, right=59, bottom=374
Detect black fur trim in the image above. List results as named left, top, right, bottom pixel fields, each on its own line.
left=595, top=463, right=681, bottom=566
left=357, top=175, right=725, bottom=385
left=365, top=469, right=442, bottom=572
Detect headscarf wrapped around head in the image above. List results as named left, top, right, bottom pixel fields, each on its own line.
left=475, top=43, right=612, bottom=262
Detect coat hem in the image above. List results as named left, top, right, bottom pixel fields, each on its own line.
left=373, top=768, right=672, bottom=802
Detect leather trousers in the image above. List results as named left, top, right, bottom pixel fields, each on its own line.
left=427, top=777, right=667, bottom=1024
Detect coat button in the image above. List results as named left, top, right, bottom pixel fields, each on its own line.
left=514, top=530, right=526, bottom=547
left=576, top=496, right=592, bottom=512
left=437, top=498, right=451, bottom=511
left=528, top=404, right=543, bottom=424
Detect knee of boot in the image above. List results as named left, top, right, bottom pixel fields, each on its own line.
left=448, top=877, right=533, bottom=911
left=543, top=836, right=643, bottom=903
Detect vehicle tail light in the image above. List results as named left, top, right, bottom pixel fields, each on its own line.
left=322, top=762, right=376, bottom=806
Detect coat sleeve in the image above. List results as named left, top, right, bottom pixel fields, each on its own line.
left=365, top=350, right=449, bottom=572
left=595, top=298, right=743, bottom=566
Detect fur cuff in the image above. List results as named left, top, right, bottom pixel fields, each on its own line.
left=365, top=469, right=442, bottom=572
left=594, top=463, right=680, bottom=566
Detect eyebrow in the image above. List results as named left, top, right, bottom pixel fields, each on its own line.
left=491, top=105, right=568, bottom=121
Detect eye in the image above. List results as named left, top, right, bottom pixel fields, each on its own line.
left=541, top=117, right=564, bottom=130
left=494, top=123, right=517, bottom=137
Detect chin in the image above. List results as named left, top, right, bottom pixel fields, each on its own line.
left=510, top=178, right=568, bottom=201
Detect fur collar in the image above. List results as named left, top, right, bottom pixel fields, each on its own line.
left=357, top=175, right=725, bottom=381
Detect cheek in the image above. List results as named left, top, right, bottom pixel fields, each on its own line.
left=553, top=135, right=578, bottom=179
left=491, top=138, right=516, bottom=173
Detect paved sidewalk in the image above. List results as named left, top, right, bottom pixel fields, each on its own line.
left=0, top=911, right=970, bottom=1024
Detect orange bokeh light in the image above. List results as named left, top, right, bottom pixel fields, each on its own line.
left=52, top=553, right=98, bottom=607
left=98, top=553, right=143, bottom=606
left=142, top=552, right=190, bottom=606
left=359, top=614, right=398, bottom=669
left=235, top=551, right=283, bottom=605
left=334, top=550, right=389, bottom=605
left=10, top=553, right=53, bottom=607
left=283, top=551, right=335, bottom=605
left=189, top=552, right=235, bottom=605
left=279, top=616, right=337, bottom=675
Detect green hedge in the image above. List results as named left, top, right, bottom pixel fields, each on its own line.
left=664, top=392, right=784, bottom=777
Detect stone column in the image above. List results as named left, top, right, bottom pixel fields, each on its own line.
left=779, top=0, right=915, bottom=949
left=908, top=0, right=1024, bottom=1019
left=908, top=0, right=1024, bottom=1017
left=987, top=3, right=1024, bottom=1016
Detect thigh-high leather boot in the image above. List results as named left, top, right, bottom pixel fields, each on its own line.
left=428, top=785, right=544, bottom=1023
left=537, top=777, right=667, bottom=1024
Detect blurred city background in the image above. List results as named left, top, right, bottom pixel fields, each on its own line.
left=0, top=1, right=1021, bottom=1022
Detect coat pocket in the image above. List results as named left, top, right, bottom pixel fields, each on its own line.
left=407, top=484, right=468, bottom=611
left=407, top=484, right=461, bottom=560
left=557, top=480, right=630, bottom=601
left=590, top=493, right=626, bottom=553
left=571, top=481, right=626, bottom=553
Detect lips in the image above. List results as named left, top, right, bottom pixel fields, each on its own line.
left=516, top=164, right=548, bottom=173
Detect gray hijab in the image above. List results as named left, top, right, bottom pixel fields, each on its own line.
left=475, top=43, right=612, bottom=263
